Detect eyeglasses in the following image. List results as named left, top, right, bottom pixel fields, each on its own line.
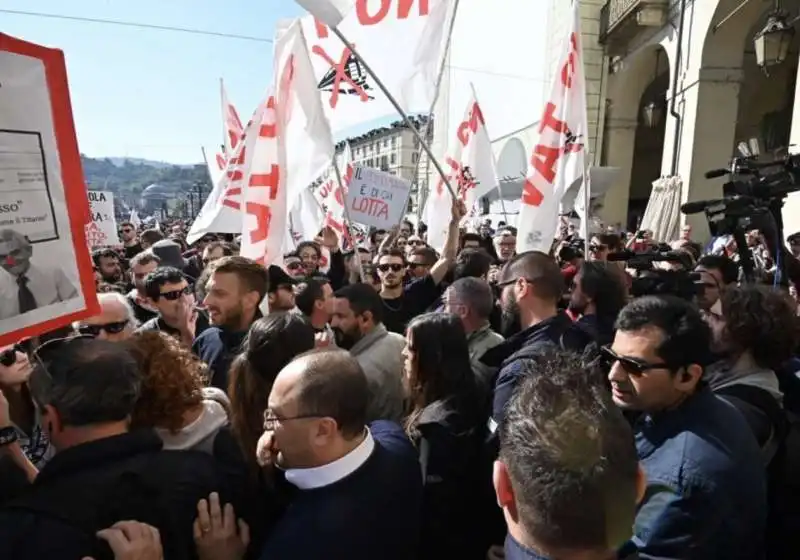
left=378, top=263, right=404, bottom=273
left=263, top=410, right=324, bottom=432
left=407, top=240, right=423, bottom=247
left=77, top=320, right=129, bottom=337
left=601, top=345, right=671, bottom=377
left=0, top=344, right=23, bottom=367
left=158, top=285, right=192, bottom=301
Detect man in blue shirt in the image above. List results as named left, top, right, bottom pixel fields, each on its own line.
left=607, top=295, right=766, bottom=559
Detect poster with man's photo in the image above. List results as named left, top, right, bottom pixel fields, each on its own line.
left=0, top=33, right=99, bottom=346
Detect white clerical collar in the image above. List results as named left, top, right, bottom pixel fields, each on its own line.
left=284, top=428, right=375, bottom=490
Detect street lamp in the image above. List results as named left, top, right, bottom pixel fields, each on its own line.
left=754, top=12, right=795, bottom=69
left=642, top=100, right=664, bottom=128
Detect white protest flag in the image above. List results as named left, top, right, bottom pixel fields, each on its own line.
left=315, top=142, right=354, bottom=248
left=129, top=209, right=141, bottom=229
left=189, top=81, right=246, bottom=244
left=275, top=19, right=337, bottom=212
left=296, top=0, right=354, bottom=27
left=240, top=19, right=335, bottom=265
left=288, top=187, right=326, bottom=250
left=299, top=0, right=451, bottom=132
left=517, top=1, right=588, bottom=253
left=425, top=87, right=499, bottom=251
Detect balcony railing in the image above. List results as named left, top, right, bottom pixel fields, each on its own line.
left=599, top=0, right=669, bottom=50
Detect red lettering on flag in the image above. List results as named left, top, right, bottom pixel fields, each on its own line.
left=248, top=165, right=281, bottom=200
left=312, top=45, right=370, bottom=109
left=315, top=0, right=430, bottom=38
left=222, top=146, right=248, bottom=210
left=246, top=202, right=272, bottom=245
left=561, top=33, right=578, bottom=88
left=456, top=102, right=485, bottom=146
left=261, top=97, right=278, bottom=138
left=539, top=102, right=567, bottom=136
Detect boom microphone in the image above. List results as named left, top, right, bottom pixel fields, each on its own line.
left=705, top=169, right=729, bottom=179
left=680, top=199, right=725, bottom=215
left=606, top=250, right=637, bottom=262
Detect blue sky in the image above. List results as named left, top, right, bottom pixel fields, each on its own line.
left=1, top=0, right=301, bottom=164
left=2, top=1, right=549, bottom=165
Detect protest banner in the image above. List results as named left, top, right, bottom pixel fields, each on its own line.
left=346, top=165, right=410, bottom=230
left=85, top=190, right=120, bottom=248
left=0, top=33, right=99, bottom=346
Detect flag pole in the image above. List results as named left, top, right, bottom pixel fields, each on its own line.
left=411, top=0, right=461, bottom=223
left=331, top=152, right=367, bottom=282
left=329, top=26, right=458, bottom=201
left=219, top=78, right=227, bottom=150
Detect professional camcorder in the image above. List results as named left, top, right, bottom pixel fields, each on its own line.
left=679, top=142, right=800, bottom=283
left=607, top=249, right=704, bottom=300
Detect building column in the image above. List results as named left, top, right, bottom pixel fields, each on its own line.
left=664, top=66, right=744, bottom=240
left=599, top=116, right=637, bottom=227
left=783, top=56, right=800, bottom=239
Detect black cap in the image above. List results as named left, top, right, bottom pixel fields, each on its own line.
left=268, top=265, right=295, bottom=293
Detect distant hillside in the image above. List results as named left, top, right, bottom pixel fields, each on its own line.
left=81, top=155, right=210, bottom=196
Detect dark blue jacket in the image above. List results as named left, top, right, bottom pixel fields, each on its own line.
left=259, top=421, right=422, bottom=560
left=192, top=326, right=249, bottom=391
left=631, top=387, right=766, bottom=559
left=481, top=312, right=595, bottom=424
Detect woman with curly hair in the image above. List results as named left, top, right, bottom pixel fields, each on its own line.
left=704, top=284, right=798, bottom=453
left=125, top=331, right=232, bottom=453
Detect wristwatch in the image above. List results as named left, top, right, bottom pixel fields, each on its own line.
left=0, top=426, right=18, bottom=447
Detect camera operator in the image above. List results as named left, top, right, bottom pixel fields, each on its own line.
left=568, top=261, right=627, bottom=346
left=704, top=285, right=797, bottom=454
left=694, top=255, right=738, bottom=311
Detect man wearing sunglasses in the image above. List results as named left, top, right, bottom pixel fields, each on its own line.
left=138, top=267, right=208, bottom=347
left=118, top=221, right=142, bottom=260
left=73, top=292, right=136, bottom=342
left=607, top=296, right=765, bottom=559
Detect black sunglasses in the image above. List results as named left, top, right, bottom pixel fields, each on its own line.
left=0, top=344, right=23, bottom=367
left=589, top=244, right=607, bottom=252
left=286, top=262, right=303, bottom=271
left=378, top=264, right=404, bottom=273
left=600, top=345, right=671, bottom=377
left=157, top=285, right=192, bottom=301
left=77, top=320, right=129, bottom=337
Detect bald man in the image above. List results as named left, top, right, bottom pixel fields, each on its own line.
left=0, top=229, right=78, bottom=319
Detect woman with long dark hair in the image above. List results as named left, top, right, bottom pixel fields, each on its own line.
left=228, top=312, right=316, bottom=473
left=402, top=312, right=491, bottom=559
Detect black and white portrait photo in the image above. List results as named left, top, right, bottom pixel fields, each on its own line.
left=0, top=228, right=79, bottom=319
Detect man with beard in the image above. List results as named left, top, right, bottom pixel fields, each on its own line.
left=193, top=256, right=267, bottom=391
left=481, top=251, right=596, bottom=433
left=125, top=251, right=160, bottom=324
left=330, top=283, right=405, bottom=423
left=0, top=229, right=78, bottom=318
left=568, top=261, right=627, bottom=347
left=92, top=248, right=123, bottom=285
left=376, top=199, right=464, bottom=334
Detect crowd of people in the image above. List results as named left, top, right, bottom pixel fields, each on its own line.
left=2, top=199, right=800, bottom=560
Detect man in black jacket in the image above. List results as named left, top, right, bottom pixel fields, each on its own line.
left=0, top=337, right=230, bottom=560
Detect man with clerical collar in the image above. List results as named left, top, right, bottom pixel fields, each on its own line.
left=256, top=349, right=422, bottom=560
left=494, top=350, right=643, bottom=560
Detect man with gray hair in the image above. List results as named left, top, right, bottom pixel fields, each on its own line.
left=443, top=277, right=504, bottom=389
left=0, top=337, right=232, bottom=559
left=0, top=228, right=78, bottom=318
left=74, top=292, right=138, bottom=341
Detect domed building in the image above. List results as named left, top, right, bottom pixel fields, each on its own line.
left=140, top=183, right=175, bottom=217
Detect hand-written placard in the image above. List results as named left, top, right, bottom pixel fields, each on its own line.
left=345, top=166, right=411, bottom=230
left=84, top=190, right=119, bottom=248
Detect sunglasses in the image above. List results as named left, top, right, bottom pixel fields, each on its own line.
left=589, top=244, right=607, bottom=252
left=158, top=285, right=192, bottom=301
left=286, top=262, right=303, bottom=271
left=0, top=344, right=23, bottom=367
left=378, top=264, right=404, bottom=273
left=77, top=320, right=129, bottom=337
left=600, top=345, right=671, bottom=377
left=407, top=262, right=430, bottom=269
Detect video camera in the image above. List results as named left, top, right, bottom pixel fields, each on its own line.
left=679, top=143, right=800, bottom=283
left=607, top=249, right=704, bottom=300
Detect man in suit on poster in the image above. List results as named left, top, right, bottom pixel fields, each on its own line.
left=0, top=229, right=78, bottom=319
